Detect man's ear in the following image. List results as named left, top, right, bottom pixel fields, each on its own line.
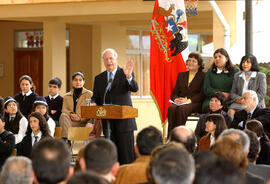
left=66, top=166, right=74, bottom=180
left=79, top=157, right=86, bottom=172
left=111, top=162, right=120, bottom=176
left=32, top=170, right=38, bottom=184
left=134, top=144, right=140, bottom=157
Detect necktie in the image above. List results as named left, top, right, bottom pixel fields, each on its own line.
left=10, top=117, right=15, bottom=122
left=23, top=94, right=26, bottom=101
left=34, top=136, right=38, bottom=145
left=247, top=113, right=251, bottom=121
left=109, top=72, right=113, bottom=91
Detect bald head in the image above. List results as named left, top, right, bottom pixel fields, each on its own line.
left=170, top=126, right=197, bottom=154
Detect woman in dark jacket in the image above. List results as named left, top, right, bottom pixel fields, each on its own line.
left=167, top=52, right=205, bottom=137
left=17, top=112, right=52, bottom=158
left=195, top=92, right=232, bottom=143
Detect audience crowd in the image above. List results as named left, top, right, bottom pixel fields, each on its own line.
left=0, top=48, right=270, bottom=184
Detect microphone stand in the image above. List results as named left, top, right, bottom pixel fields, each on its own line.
left=103, top=79, right=113, bottom=139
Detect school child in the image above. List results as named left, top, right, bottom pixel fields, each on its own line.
left=3, top=97, right=28, bottom=144
left=44, top=77, right=63, bottom=124
left=14, top=75, right=39, bottom=118
left=33, top=97, right=56, bottom=136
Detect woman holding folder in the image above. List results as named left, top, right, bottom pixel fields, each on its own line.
left=167, top=52, right=205, bottom=137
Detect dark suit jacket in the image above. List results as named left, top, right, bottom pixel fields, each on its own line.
left=17, top=133, right=52, bottom=158
left=0, top=130, right=15, bottom=170
left=171, top=71, right=205, bottom=104
left=231, top=107, right=270, bottom=135
left=245, top=171, right=265, bottom=184
left=247, top=163, right=270, bottom=182
left=256, top=137, right=270, bottom=165
left=92, top=67, right=138, bottom=132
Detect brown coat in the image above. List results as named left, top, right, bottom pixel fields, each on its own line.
left=198, top=134, right=211, bottom=152
left=62, top=87, right=93, bottom=122
left=170, top=71, right=205, bottom=103
left=167, top=71, right=205, bottom=136
left=113, top=156, right=150, bottom=184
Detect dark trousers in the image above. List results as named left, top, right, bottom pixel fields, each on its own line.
left=167, top=103, right=201, bottom=138
left=103, top=120, right=136, bottom=165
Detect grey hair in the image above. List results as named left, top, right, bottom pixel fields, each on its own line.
left=1, top=156, right=33, bottom=184
left=152, top=147, right=195, bottom=184
left=243, top=90, right=258, bottom=105
left=219, top=128, right=250, bottom=154
left=102, top=48, right=118, bottom=59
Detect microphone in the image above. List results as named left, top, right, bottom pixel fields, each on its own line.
left=103, top=79, right=113, bottom=105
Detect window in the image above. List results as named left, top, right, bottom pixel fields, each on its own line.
left=14, top=30, right=70, bottom=49
left=188, top=33, right=213, bottom=55
left=126, top=29, right=150, bottom=97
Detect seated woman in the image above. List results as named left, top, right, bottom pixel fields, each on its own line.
left=198, top=114, right=227, bottom=152
left=59, top=72, right=93, bottom=141
left=245, top=119, right=270, bottom=165
left=167, top=52, right=205, bottom=137
left=228, top=55, right=266, bottom=118
left=17, top=112, right=52, bottom=158
left=195, top=92, right=232, bottom=142
left=3, top=97, right=28, bottom=145
left=202, top=48, right=239, bottom=112
left=33, top=97, right=56, bottom=136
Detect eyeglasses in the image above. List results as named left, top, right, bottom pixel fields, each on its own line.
left=241, top=96, right=252, bottom=100
left=187, top=59, right=198, bottom=63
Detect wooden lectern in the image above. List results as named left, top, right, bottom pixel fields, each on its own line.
left=81, top=105, right=138, bottom=139
left=81, top=105, right=138, bottom=119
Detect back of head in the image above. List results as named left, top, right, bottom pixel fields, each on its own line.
left=244, top=129, right=260, bottom=163
left=246, top=120, right=264, bottom=137
left=67, top=172, right=110, bottom=184
left=31, top=138, right=71, bottom=184
left=211, top=136, right=248, bottom=173
left=193, top=150, right=217, bottom=168
left=1, top=156, right=33, bottom=184
left=84, top=138, right=117, bottom=174
left=170, top=126, right=197, bottom=154
left=219, top=128, right=250, bottom=154
left=136, top=126, right=163, bottom=155
left=152, top=147, right=195, bottom=184
left=194, top=157, right=244, bottom=184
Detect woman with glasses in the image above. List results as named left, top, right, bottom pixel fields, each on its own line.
left=228, top=55, right=266, bottom=118
left=167, top=52, right=205, bottom=137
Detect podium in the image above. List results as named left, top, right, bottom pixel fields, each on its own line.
left=81, top=105, right=138, bottom=139
left=81, top=105, right=138, bottom=119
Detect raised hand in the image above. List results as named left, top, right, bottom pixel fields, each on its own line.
left=124, top=59, right=134, bottom=79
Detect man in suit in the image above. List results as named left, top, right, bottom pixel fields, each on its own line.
left=114, top=126, right=163, bottom=184
left=169, top=125, right=197, bottom=154
left=79, top=138, right=119, bottom=183
left=231, top=90, right=270, bottom=136
left=92, top=48, right=138, bottom=165
left=245, top=129, right=270, bottom=182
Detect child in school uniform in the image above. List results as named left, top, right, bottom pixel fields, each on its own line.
left=44, top=77, right=63, bottom=125
left=14, top=75, right=39, bottom=118
left=33, top=97, right=56, bottom=136
left=17, top=112, right=52, bottom=158
left=3, top=97, right=28, bottom=145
